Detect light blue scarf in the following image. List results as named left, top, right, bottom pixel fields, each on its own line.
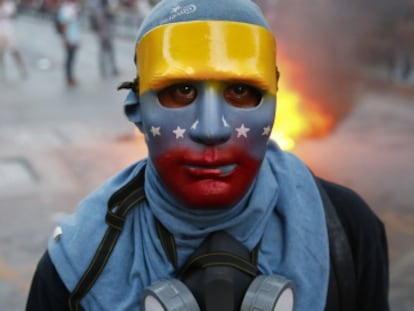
left=48, top=141, right=329, bottom=310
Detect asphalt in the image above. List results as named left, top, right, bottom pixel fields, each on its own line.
left=1, top=14, right=413, bottom=311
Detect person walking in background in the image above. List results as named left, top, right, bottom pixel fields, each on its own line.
left=137, top=0, right=154, bottom=18
left=387, top=0, right=414, bottom=83
left=56, top=0, right=80, bottom=87
left=0, top=0, right=27, bottom=80
left=90, top=0, right=119, bottom=78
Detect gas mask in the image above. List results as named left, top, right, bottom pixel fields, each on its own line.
left=141, top=231, right=295, bottom=311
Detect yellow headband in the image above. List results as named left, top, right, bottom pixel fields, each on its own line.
left=136, top=21, right=277, bottom=95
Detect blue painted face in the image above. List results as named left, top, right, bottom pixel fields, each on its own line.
left=139, top=81, right=276, bottom=209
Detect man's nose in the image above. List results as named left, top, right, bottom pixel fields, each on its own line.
left=189, top=87, right=232, bottom=145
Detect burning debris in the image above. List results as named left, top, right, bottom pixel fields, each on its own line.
left=256, top=0, right=413, bottom=149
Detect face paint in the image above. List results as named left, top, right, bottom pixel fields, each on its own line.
left=136, top=21, right=277, bottom=95
left=136, top=20, right=277, bottom=209
left=140, top=81, right=276, bottom=209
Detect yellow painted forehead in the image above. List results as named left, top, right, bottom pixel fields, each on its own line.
left=136, top=20, right=277, bottom=95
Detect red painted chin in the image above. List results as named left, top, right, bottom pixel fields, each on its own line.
left=153, top=147, right=261, bottom=209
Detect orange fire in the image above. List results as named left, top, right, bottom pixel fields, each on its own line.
left=271, top=63, right=335, bottom=150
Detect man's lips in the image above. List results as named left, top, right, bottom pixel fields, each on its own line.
left=184, top=163, right=237, bottom=177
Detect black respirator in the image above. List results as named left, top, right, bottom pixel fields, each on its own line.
left=141, top=231, right=295, bottom=311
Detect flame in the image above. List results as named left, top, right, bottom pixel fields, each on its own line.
left=271, top=62, right=335, bottom=150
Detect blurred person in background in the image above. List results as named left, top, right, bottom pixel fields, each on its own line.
left=137, top=0, right=153, bottom=17
left=0, top=0, right=27, bottom=80
left=383, top=0, right=414, bottom=83
left=390, top=10, right=414, bottom=82
left=26, top=0, right=389, bottom=310
left=90, top=0, right=119, bottom=78
left=56, top=0, right=80, bottom=87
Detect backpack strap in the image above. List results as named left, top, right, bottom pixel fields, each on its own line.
left=68, top=168, right=146, bottom=311
left=314, top=177, right=356, bottom=310
left=155, top=219, right=178, bottom=270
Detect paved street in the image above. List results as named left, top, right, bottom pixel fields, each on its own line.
left=1, top=14, right=414, bottom=310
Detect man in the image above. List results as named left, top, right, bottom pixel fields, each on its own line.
left=56, top=0, right=81, bottom=87
left=89, top=0, right=119, bottom=78
left=0, top=0, right=27, bottom=79
left=26, top=0, right=389, bottom=310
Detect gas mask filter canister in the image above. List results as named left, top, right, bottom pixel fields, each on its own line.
left=142, top=275, right=294, bottom=311
left=141, top=232, right=295, bottom=311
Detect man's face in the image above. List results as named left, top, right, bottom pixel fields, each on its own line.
left=135, top=21, right=277, bottom=209
left=140, top=81, right=275, bottom=209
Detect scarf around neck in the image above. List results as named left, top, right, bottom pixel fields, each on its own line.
left=48, top=141, right=329, bottom=310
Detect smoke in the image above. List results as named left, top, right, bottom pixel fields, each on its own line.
left=255, top=0, right=412, bottom=132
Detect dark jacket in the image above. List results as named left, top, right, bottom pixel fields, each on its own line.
left=26, top=178, right=389, bottom=311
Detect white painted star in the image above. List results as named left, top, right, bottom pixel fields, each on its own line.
left=173, top=126, right=186, bottom=139
left=171, top=5, right=181, bottom=13
left=150, top=126, right=161, bottom=137
left=222, top=116, right=230, bottom=128
left=262, top=125, right=271, bottom=136
left=191, top=120, right=199, bottom=130
left=235, top=124, right=250, bottom=138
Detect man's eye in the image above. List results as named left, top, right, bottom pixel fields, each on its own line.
left=224, top=84, right=262, bottom=108
left=157, top=84, right=197, bottom=108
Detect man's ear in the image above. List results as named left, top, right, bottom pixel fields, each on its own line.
left=124, top=90, right=144, bottom=132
